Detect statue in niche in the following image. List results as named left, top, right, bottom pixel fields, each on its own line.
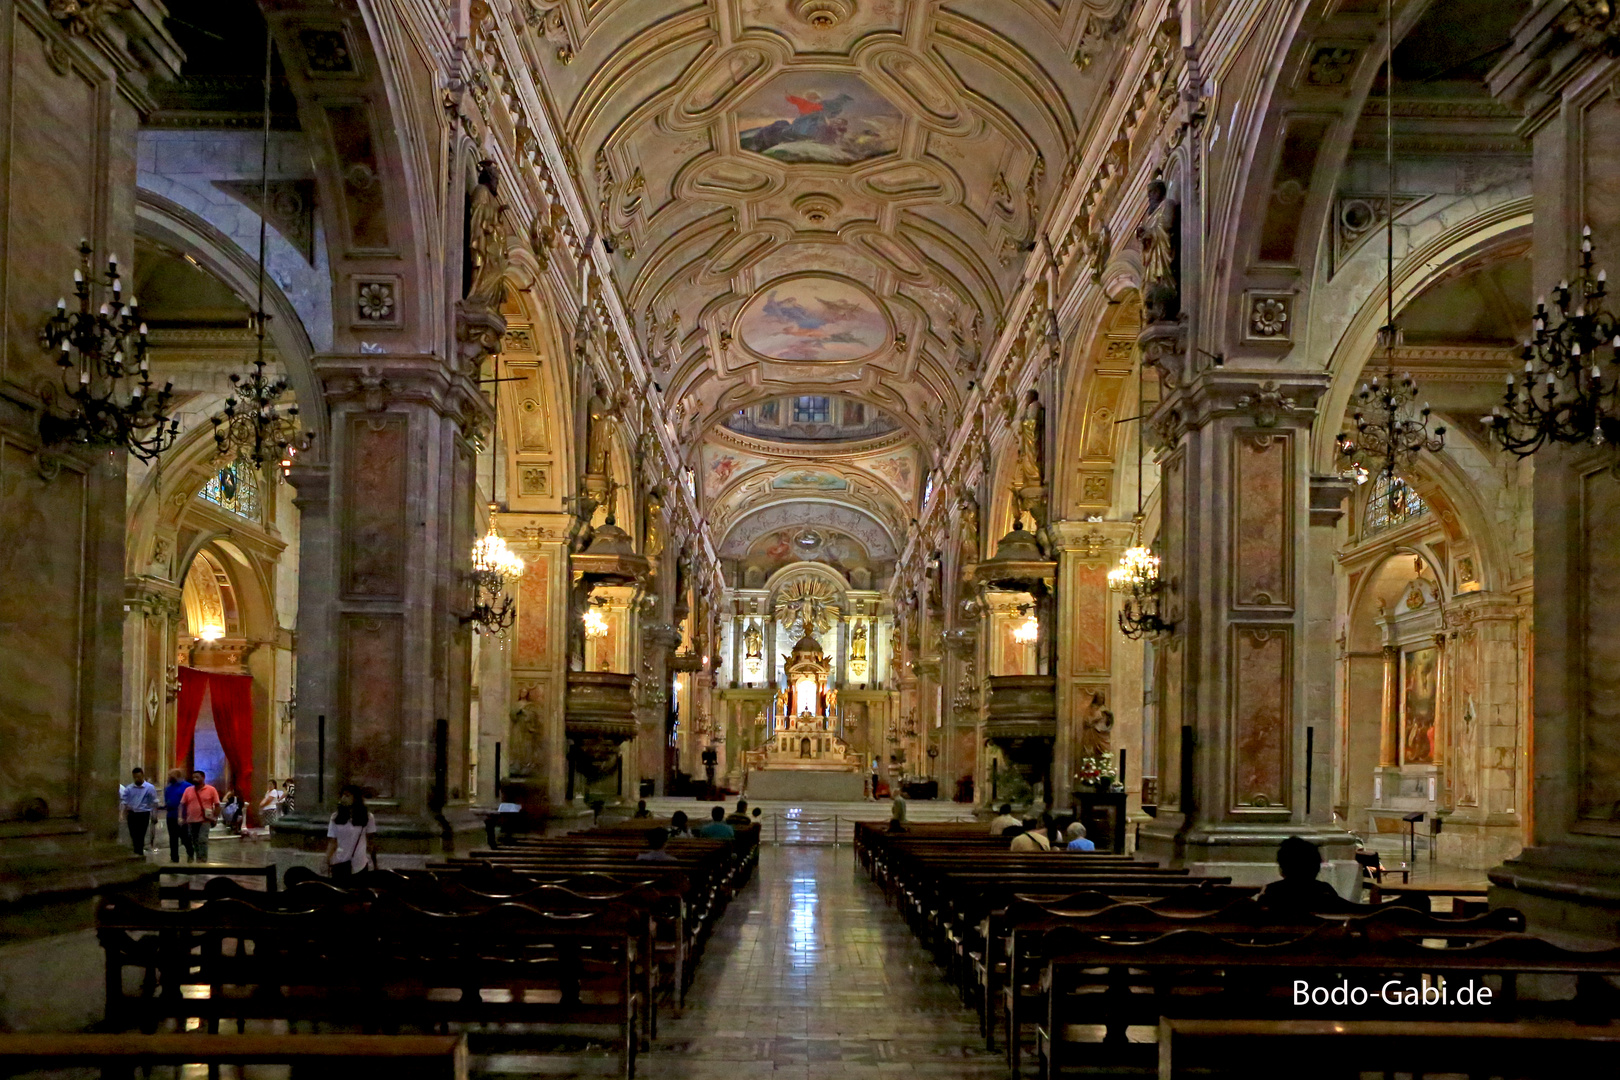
left=850, top=622, right=868, bottom=665
left=1078, top=689, right=1115, bottom=760
left=1015, top=389, right=1045, bottom=490
left=744, top=619, right=764, bottom=659
left=643, top=485, right=665, bottom=566
left=508, top=684, right=544, bottom=777
left=465, top=161, right=509, bottom=308
left=958, top=491, right=981, bottom=566
left=1137, top=173, right=1181, bottom=323
left=585, top=384, right=620, bottom=481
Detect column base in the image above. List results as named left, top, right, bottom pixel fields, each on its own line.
left=1136, top=818, right=1360, bottom=897
left=1489, top=842, right=1620, bottom=945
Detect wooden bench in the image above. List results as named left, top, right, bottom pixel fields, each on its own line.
left=0, top=1034, right=466, bottom=1080
left=1156, top=1018, right=1620, bottom=1079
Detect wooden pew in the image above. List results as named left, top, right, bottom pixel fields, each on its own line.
left=0, top=1034, right=466, bottom=1080
left=1156, top=1018, right=1620, bottom=1080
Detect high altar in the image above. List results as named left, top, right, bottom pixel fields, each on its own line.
left=741, top=632, right=866, bottom=801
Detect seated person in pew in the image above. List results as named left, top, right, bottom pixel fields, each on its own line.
left=1009, top=817, right=1052, bottom=852
left=1258, top=836, right=1341, bottom=911
left=887, top=797, right=908, bottom=833
left=698, top=805, right=735, bottom=840
left=989, top=804, right=1021, bottom=837
left=1063, top=821, right=1095, bottom=852
left=637, top=827, right=680, bottom=862
left=725, top=799, right=751, bottom=828
left=668, top=810, right=694, bottom=838
left=633, top=799, right=654, bottom=819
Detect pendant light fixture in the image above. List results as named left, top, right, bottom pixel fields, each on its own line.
left=1109, top=355, right=1170, bottom=639
left=465, top=356, right=524, bottom=636
left=1335, top=0, right=1445, bottom=509
left=209, top=26, right=312, bottom=477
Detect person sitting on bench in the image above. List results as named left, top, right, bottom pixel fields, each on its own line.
left=1063, top=821, right=1095, bottom=852
left=637, top=827, right=679, bottom=862
left=1009, top=817, right=1052, bottom=852
left=1259, top=836, right=1340, bottom=910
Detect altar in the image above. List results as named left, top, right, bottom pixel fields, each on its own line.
left=740, top=630, right=867, bottom=801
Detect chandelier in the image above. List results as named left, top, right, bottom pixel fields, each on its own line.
left=466, top=504, right=524, bottom=635
left=583, top=604, right=609, bottom=639
left=211, top=32, right=311, bottom=477
left=39, top=242, right=181, bottom=463
left=1109, top=544, right=1169, bottom=639
left=1335, top=0, right=1445, bottom=501
left=1483, top=227, right=1619, bottom=455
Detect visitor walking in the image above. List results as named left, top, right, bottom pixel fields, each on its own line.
left=179, top=770, right=222, bottom=862
left=163, top=769, right=191, bottom=862
left=118, top=768, right=158, bottom=858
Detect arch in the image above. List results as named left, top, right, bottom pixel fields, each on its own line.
left=719, top=500, right=899, bottom=561
left=1311, top=199, right=1532, bottom=472
left=136, top=193, right=327, bottom=446
left=764, top=560, right=854, bottom=597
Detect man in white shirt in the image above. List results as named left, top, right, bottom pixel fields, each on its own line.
left=989, top=803, right=1022, bottom=836
left=119, top=768, right=158, bottom=857
left=1009, top=817, right=1052, bottom=852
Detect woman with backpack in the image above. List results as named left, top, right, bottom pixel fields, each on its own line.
left=324, top=785, right=378, bottom=878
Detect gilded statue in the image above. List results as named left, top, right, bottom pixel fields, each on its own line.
left=465, top=161, right=509, bottom=308
left=958, top=491, right=981, bottom=566
left=1015, top=388, right=1045, bottom=490
left=643, top=486, right=665, bottom=563
left=585, top=384, right=620, bottom=480
left=849, top=621, right=868, bottom=663
left=1137, top=174, right=1180, bottom=323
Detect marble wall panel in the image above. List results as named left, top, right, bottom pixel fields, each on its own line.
left=1071, top=564, right=1110, bottom=673
left=516, top=553, right=550, bottom=666
left=341, top=416, right=407, bottom=597
left=1579, top=468, right=1620, bottom=823
left=341, top=614, right=403, bottom=798
left=1231, top=625, right=1291, bottom=811
left=0, top=441, right=86, bottom=821
left=1233, top=433, right=1291, bottom=608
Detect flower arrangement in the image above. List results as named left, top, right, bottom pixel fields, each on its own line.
left=1077, top=753, right=1117, bottom=789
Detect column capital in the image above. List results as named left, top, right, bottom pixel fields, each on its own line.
left=1049, top=518, right=1137, bottom=558
left=1156, top=368, right=1333, bottom=442
left=315, top=353, right=488, bottom=431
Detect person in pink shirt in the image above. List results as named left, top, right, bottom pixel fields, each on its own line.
left=179, top=769, right=222, bottom=863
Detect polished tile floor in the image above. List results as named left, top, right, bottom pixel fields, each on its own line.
left=482, top=844, right=1005, bottom=1079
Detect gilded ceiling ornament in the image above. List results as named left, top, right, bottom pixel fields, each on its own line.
left=1562, top=0, right=1620, bottom=54
left=49, top=0, right=131, bottom=35
left=774, top=577, right=842, bottom=637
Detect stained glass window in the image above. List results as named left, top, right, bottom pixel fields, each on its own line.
left=199, top=463, right=262, bottom=520
left=1363, top=473, right=1426, bottom=534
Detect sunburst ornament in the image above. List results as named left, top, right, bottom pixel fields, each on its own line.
left=774, top=577, right=841, bottom=637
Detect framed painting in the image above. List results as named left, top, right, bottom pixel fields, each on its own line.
left=1401, top=645, right=1438, bottom=765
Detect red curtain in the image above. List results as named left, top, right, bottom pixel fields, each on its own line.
left=209, top=672, right=256, bottom=825
left=174, top=667, right=256, bottom=824
left=174, top=666, right=208, bottom=772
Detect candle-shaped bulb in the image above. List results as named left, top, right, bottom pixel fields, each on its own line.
left=79, top=370, right=90, bottom=385
left=1585, top=224, right=1593, bottom=237
left=73, top=269, right=83, bottom=284
left=108, top=253, right=118, bottom=267
left=1574, top=342, right=1583, bottom=356
left=1601, top=270, right=1608, bottom=283
left=138, top=322, right=147, bottom=336
left=98, top=304, right=108, bottom=317
left=56, top=297, right=65, bottom=311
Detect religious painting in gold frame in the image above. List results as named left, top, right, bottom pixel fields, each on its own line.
left=1401, top=645, right=1438, bottom=765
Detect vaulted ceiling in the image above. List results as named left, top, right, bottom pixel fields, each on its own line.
left=529, top=0, right=1128, bottom=553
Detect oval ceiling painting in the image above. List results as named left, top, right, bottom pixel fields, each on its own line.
left=737, top=276, right=889, bottom=362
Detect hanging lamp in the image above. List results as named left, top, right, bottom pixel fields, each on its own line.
left=465, top=357, right=524, bottom=635
left=1334, top=0, right=1445, bottom=511
left=1109, top=350, right=1170, bottom=638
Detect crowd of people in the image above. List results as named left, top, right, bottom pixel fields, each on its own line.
left=116, top=768, right=294, bottom=862
left=986, top=802, right=1097, bottom=852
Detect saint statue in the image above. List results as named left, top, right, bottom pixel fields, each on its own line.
left=744, top=619, right=764, bottom=658
left=585, top=384, right=619, bottom=481
left=466, top=161, right=509, bottom=308
left=1137, top=173, right=1180, bottom=323
left=849, top=622, right=868, bottom=663
left=643, top=486, right=665, bottom=563
left=775, top=686, right=790, bottom=714
left=958, top=492, right=981, bottom=566
left=1078, top=690, right=1115, bottom=760
left=508, top=685, right=543, bottom=777
left=1015, top=388, right=1045, bottom=490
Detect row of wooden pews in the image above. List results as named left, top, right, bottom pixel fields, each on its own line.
left=859, top=822, right=1620, bottom=1079
left=97, top=819, right=758, bottom=1080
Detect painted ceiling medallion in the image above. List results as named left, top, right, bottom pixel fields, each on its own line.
left=737, top=275, right=890, bottom=362
left=736, top=72, right=901, bottom=166
left=791, top=0, right=855, bottom=29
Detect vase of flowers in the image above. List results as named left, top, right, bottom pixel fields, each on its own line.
left=1077, top=753, right=1117, bottom=792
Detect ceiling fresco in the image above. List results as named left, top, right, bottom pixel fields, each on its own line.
left=737, top=72, right=903, bottom=165
left=737, top=275, right=890, bottom=362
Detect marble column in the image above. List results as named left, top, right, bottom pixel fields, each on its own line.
left=276, top=353, right=485, bottom=863
left=1136, top=368, right=1357, bottom=894
left=122, top=579, right=182, bottom=777
left=1488, top=8, right=1620, bottom=937
left=0, top=3, right=179, bottom=912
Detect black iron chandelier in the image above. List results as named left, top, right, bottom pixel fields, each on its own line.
left=1108, top=348, right=1170, bottom=639
left=211, top=29, right=311, bottom=477
left=1482, top=226, right=1619, bottom=456
left=39, top=242, right=181, bottom=463
left=1335, top=0, right=1446, bottom=510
